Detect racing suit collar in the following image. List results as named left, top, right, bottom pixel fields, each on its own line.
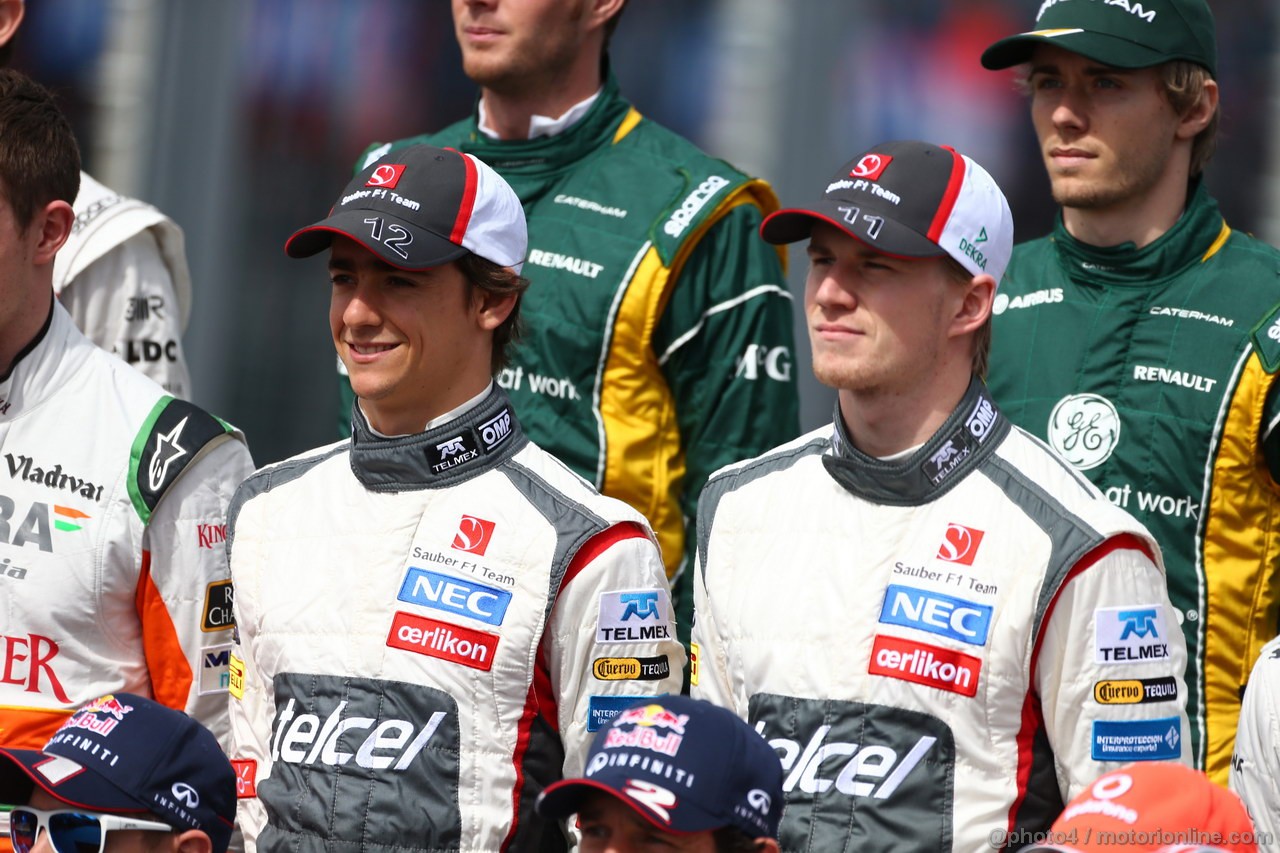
left=348, top=384, right=527, bottom=491
left=459, top=70, right=632, bottom=176
left=822, top=377, right=1009, bottom=505
left=1050, top=179, right=1225, bottom=288
left=0, top=301, right=86, bottom=422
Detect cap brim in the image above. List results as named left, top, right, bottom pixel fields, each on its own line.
left=0, top=749, right=149, bottom=814
left=761, top=207, right=947, bottom=260
left=536, top=777, right=725, bottom=835
left=981, top=30, right=1172, bottom=70
left=284, top=210, right=469, bottom=271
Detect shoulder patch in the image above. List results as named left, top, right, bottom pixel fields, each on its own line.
left=1250, top=300, right=1280, bottom=374
left=128, top=397, right=234, bottom=523
left=651, top=169, right=743, bottom=266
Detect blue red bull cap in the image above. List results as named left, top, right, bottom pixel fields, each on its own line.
left=0, top=693, right=236, bottom=853
left=535, top=695, right=784, bottom=839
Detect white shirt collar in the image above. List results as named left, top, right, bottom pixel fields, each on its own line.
left=477, top=89, right=602, bottom=140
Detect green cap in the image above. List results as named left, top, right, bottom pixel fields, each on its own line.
left=981, top=0, right=1216, bottom=76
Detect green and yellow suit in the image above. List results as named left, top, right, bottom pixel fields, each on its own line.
left=986, top=180, right=1280, bottom=783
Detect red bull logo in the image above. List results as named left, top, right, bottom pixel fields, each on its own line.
left=614, top=704, right=689, bottom=734
left=602, top=726, right=683, bottom=756
left=63, top=695, right=135, bottom=735
left=80, top=695, right=133, bottom=720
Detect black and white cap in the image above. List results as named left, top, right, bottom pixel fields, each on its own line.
left=285, top=143, right=526, bottom=273
left=761, top=140, right=1013, bottom=284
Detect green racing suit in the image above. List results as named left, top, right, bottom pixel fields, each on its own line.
left=985, top=179, right=1280, bottom=783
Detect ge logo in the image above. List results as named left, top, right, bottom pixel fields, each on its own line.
left=365, top=163, right=406, bottom=188
left=172, top=782, right=200, bottom=808
left=1047, top=393, right=1121, bottom=471
left=850, top=153, right=892, bottom=180
left=1267, top=318, right=1280, bottom=342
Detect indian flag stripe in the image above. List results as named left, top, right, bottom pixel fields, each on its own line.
left=54, top=520, right=82, bottom=532
left=54, top=505, right=90, bottom=519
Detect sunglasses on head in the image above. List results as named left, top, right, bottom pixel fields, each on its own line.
left=8, top=806, right=174, bottom=853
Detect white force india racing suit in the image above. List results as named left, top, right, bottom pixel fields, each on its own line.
left=54, top=172, right=193, bottom=398
left=1231, top=634, right=1280, bottom=851
left=0, top=301, right=253, bottom=748
left=227, top=386, right=685, bottom=853
left=691, top=379, right=1191, bottom=853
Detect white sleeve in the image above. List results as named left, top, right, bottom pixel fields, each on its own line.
left=138, top=435, right=255, bottom=747
left=1231, top=638, right=1280, bottom=853
left=1036, top=537, right=1192, bottom=801
left=689, top=541, right=743, bottom=716
left=226, top=492, right=274, bottom=853
left=544, top=522, right=686, bottom=776
left=57, top=229, right=194, bottom=399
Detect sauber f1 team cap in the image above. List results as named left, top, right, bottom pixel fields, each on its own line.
left=761, top=139, right=1013, bottom=284
left=981, top=0, right=1216, bottom=76
left=1019, top=762, right=1258, bottom=853
left=285, top=143, right=527, bottom=273
left=0, top=693, right=237, bottom=853
left=536, top=695, right=784, bottom=840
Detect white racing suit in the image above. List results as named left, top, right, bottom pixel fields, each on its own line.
left=692, top=379, right=1191, bottom=852
left=54, top=172, right=193, bottom=398
left=227, top=386, right=685, bottom=852
left=1231, top=634, right=1280, bottom=852
left=0, top=301, right=253, bottom=749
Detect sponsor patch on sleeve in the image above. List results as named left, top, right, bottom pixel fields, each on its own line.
left=228, top=653, right=245, bottom=700
left=1091, top=717, right=1182, bottom=761
left=230, top=758, right=257, bottom=798
left=201, top=579, right=235, bottom=632
left=596, top=589, right=674, bottom=644
left=690, top=643, right=700, bottom=687
left=1094, top=605, right=1170, bottom=665
left=592, top=656, right=671, bottom=681
left=1093, top=676, right=1178, bottom=705
left=198, top=644, right=232, bottom=695
left=587, top=695, right=651, bottom=732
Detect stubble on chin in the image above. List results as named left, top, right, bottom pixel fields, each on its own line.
left=1050, top=179, right=1121, bottom=211
left=811, top=352, right=875, bottom=394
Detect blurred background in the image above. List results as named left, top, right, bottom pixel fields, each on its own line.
left=15, top=0, right=1279, bottom=466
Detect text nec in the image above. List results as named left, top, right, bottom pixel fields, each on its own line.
left=882, top=586, right=991, bottom=645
